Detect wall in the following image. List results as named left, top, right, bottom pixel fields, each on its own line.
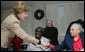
left=30, top=3, right=46, bottom=36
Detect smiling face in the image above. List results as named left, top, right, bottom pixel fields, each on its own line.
left=17, top=12, right=28, bottom=20
left=35, top=29, right=42, bottom=39
left=70, top=24, right=80, bottom=37
left=46, top=22, right=53, bottom=27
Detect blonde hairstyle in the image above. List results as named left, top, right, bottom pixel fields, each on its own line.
left=13, top=1, right=29, bottom=15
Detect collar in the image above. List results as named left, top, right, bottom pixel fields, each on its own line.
left=74, top=35, right=80, bottom=42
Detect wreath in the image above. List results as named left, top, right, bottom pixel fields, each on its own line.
left=34, top=9, right=44, bottom=20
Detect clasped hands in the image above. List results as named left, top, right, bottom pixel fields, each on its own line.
left=41, top=41, right=52, bottom=48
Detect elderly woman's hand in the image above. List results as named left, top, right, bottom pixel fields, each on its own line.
left=81, top=48, right=84, bottom=51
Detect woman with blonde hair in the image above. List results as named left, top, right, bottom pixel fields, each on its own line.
left=1, top=1, right=47, bottom=51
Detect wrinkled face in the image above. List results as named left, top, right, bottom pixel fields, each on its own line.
left=17, top=12, right=28, bottom=20
left=70, top=25, right=80, bottom=37
left=35, top=29, right=42, bottom=39
left=46, top=22, right=53, bottom=27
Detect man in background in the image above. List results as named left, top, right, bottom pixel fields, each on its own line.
left=43, top=19, right=59, bottom=51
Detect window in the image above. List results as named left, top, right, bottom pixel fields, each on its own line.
left=58, top=6, right=64, bottom=18
left=78, top=3, right=84, bottom=17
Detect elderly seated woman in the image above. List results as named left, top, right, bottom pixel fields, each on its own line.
left=47, top=23, right=84, bottom=51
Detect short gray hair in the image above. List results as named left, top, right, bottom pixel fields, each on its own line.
left=47, top=19, right=53, bottom=23
left=71, top=23, right=84, bottom=33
